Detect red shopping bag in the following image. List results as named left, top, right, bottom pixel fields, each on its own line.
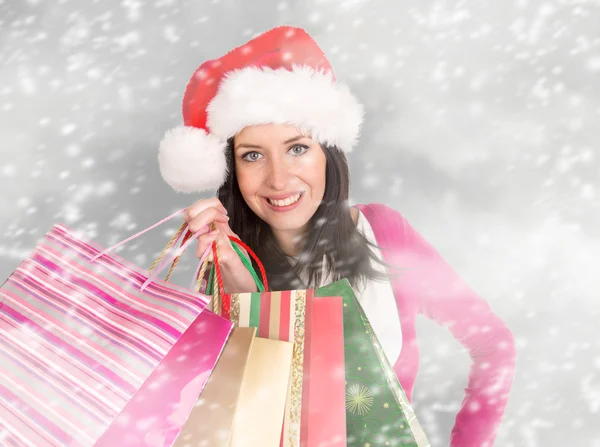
left=305, top=295, right=346, bottom=446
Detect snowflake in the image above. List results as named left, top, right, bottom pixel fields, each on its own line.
left=163, top=25, right=180, bottom=43
left=135, top=416, right=158, bottom=431
left=65, top=144, right=81, bottom=157
left=113, top=31, right=141, bottom=48
left=61, top=123, right=77, bottom=135
left=148, top=76, right=162, bottom=88
left=587, top=56, right=600, bottom=72
left=308, top=12, right=321, bottom=23
left=122, top=0, right=142, bottom=21
left=581, top=184, right=595, bottom=200
left=2, top=165, right=16, bottom=177
left=62, top=203, right=82, bottom=224
left=115, top=411, right=132, bottom=427
left=373, top=54, right=389, bottom=68
left=362, top=175, right=379, bottom=189
left=61, top=18, right=91, bottom=47
left=97, top=181, right=117, bottom=197
left=19, top=75, right=36, bottom=95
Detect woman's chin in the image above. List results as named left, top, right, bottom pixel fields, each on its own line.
left=264, top=215, right=310, bottom=232
left=261, top=208, right=311, bottom=232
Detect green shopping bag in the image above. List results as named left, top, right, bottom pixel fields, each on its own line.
left=316, top=279, right=430, bottom=447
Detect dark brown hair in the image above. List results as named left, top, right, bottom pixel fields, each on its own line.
left=217, top=138, right=389, bottom=291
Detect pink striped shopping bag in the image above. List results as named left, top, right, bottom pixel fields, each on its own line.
left=0, top=209, right=233, bottom=447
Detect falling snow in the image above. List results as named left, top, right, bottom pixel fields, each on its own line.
left=0, top=1, right=598, bottom=446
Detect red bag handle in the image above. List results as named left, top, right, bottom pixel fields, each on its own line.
left=207, top=235, right=269, bottom=296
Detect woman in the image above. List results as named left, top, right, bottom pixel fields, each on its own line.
left=158, top=26, right=516, bottom=447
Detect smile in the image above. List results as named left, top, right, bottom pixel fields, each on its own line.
left=265, top=192, right=304, bottom=209
left=267, top=193, right=301, bottom=207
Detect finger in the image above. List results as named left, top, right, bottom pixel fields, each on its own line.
left=212, top=220, right=236, bottom=237
left=195, top=230, right=218, bottom=259
left=211, top=222, right=251, bottom=262
left=216, top=229, right=251, bottom=268
left=185, top=198, right=228, bottom=222
left=206, top=229, right=228, bottom=264
left=188, top=207, right=229, bottom=234
left=215, top=222, right=248, bottom=254
left=212, top=222, right=239, bottom=250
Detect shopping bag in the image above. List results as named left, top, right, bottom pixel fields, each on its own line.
left=203, top=240, right=346, bottom=447
left=0, top=209, right=231, bottom=446
left=229, top=335, right=294, bottom=447
left=316, top=279, right=430, bottom=447
left=172, top=327, right=294, bottom=447
left=94, top=309, right=232, bottom=446
left=305, top=296, right=346, bottom=447
left=172, top=327, right=257, bottom=447
left=218, top=290, right=309, bottom=447
left=224, top=291, right=347, bottom=447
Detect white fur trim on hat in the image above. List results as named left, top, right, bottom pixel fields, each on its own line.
left=206, top=65, right=364, bottom=152
left=158, top=126, right=228, bottom=193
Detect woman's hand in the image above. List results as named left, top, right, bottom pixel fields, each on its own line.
left=184, top=197, right=258, bottom=294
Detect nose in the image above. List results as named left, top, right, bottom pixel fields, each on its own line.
left=265, top=156, right=291, bottom=191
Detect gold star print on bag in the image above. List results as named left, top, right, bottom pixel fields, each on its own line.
left=316, top=280, right=431, bottom=447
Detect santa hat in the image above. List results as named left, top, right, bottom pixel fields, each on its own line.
left=158, top=26, right=364, bottom=193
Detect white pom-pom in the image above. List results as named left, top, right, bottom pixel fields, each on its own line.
left=158, top=126, right=228, bottom=193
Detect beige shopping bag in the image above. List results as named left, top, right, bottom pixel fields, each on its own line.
left=230, top=337, right=294, bottom=447
left=173, top=327, right=257, bottom=446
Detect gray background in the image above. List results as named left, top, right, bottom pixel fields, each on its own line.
left=1, top=0, right=599, bottom=445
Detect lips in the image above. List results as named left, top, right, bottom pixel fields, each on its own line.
left=264, top=192, right=305, bottom=212
left=267, top=193, right=302, bottom=207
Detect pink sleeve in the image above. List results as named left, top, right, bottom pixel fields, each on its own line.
left=368, top=204, right=517, bottom=447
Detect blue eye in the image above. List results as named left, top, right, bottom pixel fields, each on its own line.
left=289, top=144, right=309, bottom=156
left=241, top=151, right=263, bottom=162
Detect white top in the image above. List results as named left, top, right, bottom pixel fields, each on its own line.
left=295, top=210, right=402, bottom=365
left=351, top=210, right=402, bottom=365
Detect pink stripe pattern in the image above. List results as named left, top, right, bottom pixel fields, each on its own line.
left=0, top=224, right=212, bottom=446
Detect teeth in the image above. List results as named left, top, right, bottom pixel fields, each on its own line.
left=268, top=193, right=301, bottom=207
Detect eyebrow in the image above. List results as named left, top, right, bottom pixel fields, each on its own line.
left=234, top=135, right=307, bottom=151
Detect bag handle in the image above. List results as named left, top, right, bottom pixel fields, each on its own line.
left=88, top=207, right=269, bottom=294
left=230, top=243, right=265, bottom=292
left=207, top=235, right=269, bottom=296
left=89, top=208, right=212, bottom=291
left=204, top=241, right=267, bottom=314
left=90, top=208, right=186, bottom=261
left=140, top=227, right=210, bottom=291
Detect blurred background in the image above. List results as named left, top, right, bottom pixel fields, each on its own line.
left=1, top=0, right=599, bottom=445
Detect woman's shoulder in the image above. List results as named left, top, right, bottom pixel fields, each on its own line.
left=354, top=202, right=405, bottom=225
left=354, top=203, right=420, bottom=252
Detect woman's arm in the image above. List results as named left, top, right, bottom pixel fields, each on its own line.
left=363, top=203, right=516, bottom=447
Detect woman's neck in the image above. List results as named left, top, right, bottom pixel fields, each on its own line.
left=271, top=227, right=305, bottom=257
left=272, top=207, right=360, bottom=257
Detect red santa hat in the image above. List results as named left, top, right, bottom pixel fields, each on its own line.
left=158, top=26, right=364, bottom=193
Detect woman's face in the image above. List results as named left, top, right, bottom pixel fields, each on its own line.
left=233, top=123, right=327, bottom=233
